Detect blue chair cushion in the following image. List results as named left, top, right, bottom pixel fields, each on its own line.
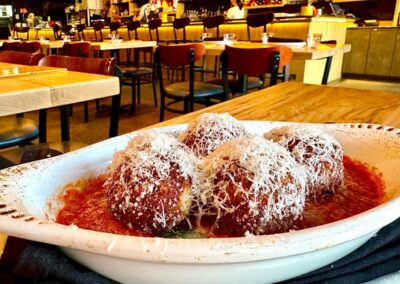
left=165, top=82, right=223, bottom=98
left=0, top=117, right=39, bottom=149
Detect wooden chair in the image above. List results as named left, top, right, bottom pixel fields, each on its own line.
left=123, top=20, right=157, bottom=112
left=0, top=51, right=45, bottom=149
left=246, top=12, right=274, bottom=41
left=93, top=21, right=105, bottom=42
left=19, top=42, right=41, bottom=53
left=76, top=24, right=86, bottom=41
left=219, top=45, right=293, bottom=94
left=155, top=43, right=227, bottom=121
left=38, top=56, right=116, bottom=142
left=12, top=26, right=29, bottom=40
left=0, top=50, right=44, bottom=65
left=1, top=41, right=21, bottom=51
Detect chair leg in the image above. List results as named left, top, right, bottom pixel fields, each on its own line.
left=183, top=98, right=189, bottom=113
left=60, top=106, right=70, bottom=142
left=39, top=109, right=47, bottom=143
left=159, top=93, right=165, bottom=122
left=130, top=76, right=136, bottom=113
left=152, top=76, right=157, bottom=107
left=84, top=102, right=89, bottom=122
left=137, top=77, right=141, bottom=105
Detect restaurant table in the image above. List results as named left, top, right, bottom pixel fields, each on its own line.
left=204, top=42, right=351, bottom=85
left=0, top=62, right=120, bottom=141
left=1, top=81, right=400, bottom=284
left=90, top=40, right=157, bottom=60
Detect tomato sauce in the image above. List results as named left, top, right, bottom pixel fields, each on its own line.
left=56, top=156, right=385, bottom=237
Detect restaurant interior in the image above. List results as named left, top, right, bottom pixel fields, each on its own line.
left=0, top=0, right=400, bottom=283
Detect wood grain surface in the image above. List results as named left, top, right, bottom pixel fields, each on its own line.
left=150, top=81, right=400, bottom=129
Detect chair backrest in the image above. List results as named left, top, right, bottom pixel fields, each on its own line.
left=38, top=55, right=115, bottom=76
left=0, top=51, right=45, bottom=65
left=12, top=26, right=29, bottom=40
left=203, top=15, right=225, bottom=39
left=109, top=21, right=121, bottom=35
left=63, top=42, right=91, bottom=58
left=93, top=21, right=105, bottom=42
left=148, top=18, right=162, bottom=42
left=52, top=24, right=62, bottom=40
left=2, top=41, right=22, bottom=51
left=155, top=43, right=207, bottom=111
left=221, top=45, right=292, bottom=86
left=127, top=20, right=141, bottom=40
left=0, top=26, right=11, bottom=39
left=76, top=23, right=86, bottom=40
left=19, top=41, right=41, bottom=53
left=157, top=43, right=205, bottom=67
left=172, top=17, right=190, bottom=43
left=246, top=12, right=274, bottom=41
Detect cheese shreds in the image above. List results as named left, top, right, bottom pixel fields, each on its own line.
left=179, top=112, right=249, bottom=157
left=265, top=126, right=344, bottom=200
left=104, top=131, right=199, bottom=235
left=196, top=136, right=308, bottom=236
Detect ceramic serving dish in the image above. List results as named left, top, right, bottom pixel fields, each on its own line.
left=0, top=121, right=400, bottom=284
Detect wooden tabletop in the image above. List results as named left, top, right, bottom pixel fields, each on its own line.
left=90, top=40, right=157, bottom=51
left=0, top=70, right=119, bottom=116
left=204, top=42, right=352, bottom=60
left=0, top=62, right=66, bottom=78
left=151, top=81, right=400, bottom=129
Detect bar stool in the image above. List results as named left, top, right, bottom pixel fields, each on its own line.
left=148, top=19, right=162, bottom=42
left=246, top=12, right=274, bottom=41
left=12, top=26, right=29, bottom=40
left=52, top=24, right=62, bottom=40
left=109, top=21, right=121, bottom=37
left=76, top=24, right=86, bottom=41
left=202, top=15, right=225, bottom=79
left=202, top=15, right=225, bottom=40
left=155, top=44, right=227, bottom=121
left=172, top=17, right=190, bottom=43
left=93, top=21, right=105, bottom=42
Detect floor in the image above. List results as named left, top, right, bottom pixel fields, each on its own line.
left=2, top=77, right=400, bottom=158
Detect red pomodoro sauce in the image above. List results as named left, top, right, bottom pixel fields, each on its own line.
left=56, top=156, right=385, bottom=237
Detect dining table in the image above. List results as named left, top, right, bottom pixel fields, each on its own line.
left=1, top=81, right=400, bottom=283
left=204, top=41, right=351, bottom=85
left=0, top=62, right=120, bottom=141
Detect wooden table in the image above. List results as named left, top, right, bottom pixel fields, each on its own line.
left=0, top=62, right=65, bottom=78
left=90, top=40, right=157, bottom=59
left=204, top=42, right=351, bottom=85
left=152, top=81, right=400, bottom=129
left=0, top=66, right=120, bottom=141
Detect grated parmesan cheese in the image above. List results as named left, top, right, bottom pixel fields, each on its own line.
left=264, top=126, right=344, bottom=200
left=179, top=113, right=249, bottom=157
left=105, top=131, right=200, bottom=235
left=196, top=135, right=308, bottom=236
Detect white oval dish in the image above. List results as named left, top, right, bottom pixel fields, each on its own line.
left=0, top=121, right=400, bottom=284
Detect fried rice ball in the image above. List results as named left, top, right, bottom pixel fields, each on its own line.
left=105, top=132, right=199, bottom=236
left=197, top=136, right=308, bottom=237
left=179, top=113, right=248, bottom=157
left=264, top=126, right=344, bottom=200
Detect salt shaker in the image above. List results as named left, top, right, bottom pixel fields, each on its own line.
left=262, top=32, right=268, bottom=44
